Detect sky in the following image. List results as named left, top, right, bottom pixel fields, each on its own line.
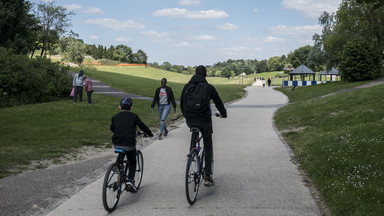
left=32, top=0, right=342, bottom=67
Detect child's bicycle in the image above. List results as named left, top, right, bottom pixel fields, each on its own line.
left=185, top=113, right=220, bottom=205
left=102, top=131, right=147, bottom=213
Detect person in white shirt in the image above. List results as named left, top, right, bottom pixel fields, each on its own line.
left=73, top=70, right=85, bottom=102
left=150, top=78, right=177, bottom=140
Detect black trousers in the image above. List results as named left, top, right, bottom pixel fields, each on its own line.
left=186, top=119, right=213, bottom=176
left=74, top=86, right=83, bottom=102
left=116, top=150, right=136, bottom=181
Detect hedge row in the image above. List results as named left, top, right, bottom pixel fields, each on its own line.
left=0, top=48, right=72, bottom=108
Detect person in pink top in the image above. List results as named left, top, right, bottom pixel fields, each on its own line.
left=84, top=75, right=94, bottom=104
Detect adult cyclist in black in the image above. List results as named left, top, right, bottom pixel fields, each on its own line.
left=180, top=65, right=227, bottom=186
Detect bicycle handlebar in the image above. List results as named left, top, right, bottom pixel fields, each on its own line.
left=136, top=131, right=149, bottom=137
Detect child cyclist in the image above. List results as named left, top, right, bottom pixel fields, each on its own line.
left=110, top=97, right=154, bottom=192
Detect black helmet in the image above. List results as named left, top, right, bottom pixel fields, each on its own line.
left=120, top=97, right=133, bottom=110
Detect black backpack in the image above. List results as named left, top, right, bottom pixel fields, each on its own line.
left=183, top=82, right=210, bottom=114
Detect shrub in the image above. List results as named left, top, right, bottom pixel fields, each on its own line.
left=339, top=39, right=383, bottom=81
left=0, top=47, right=72, bottom=107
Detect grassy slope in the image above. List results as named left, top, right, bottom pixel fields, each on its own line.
left=75, top=66, right=247, bottom=102
left=274, top=81, right=384, bottom=216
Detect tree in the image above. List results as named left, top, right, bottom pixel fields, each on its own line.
left=221, top=67, right=231, bottom=78
left=62, top=37, right=86, bottom=63
left=256, top=60, right=267, bottom=73
left=321, top=0, right=384, bottom=65
left=114, top=44, right=132, bottom=62
left=136, top=49, right=148, bottom=64
left=288, top=45, right=312, bottom=68
left=339, top=39, right=382, bottom=81
left=32, top=0, right=74, bottom=58
left=0, top=0, right=39, bottom=54
left=267, top=56, right=284, bottom=71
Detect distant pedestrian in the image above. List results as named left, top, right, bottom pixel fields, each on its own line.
left=73, top=70, right=85, bottom=102
left=267, top=78, right=271, bottom=87
left=150, top=78, right=177, bottom=140
left=84, top=75, right=94, bottom=104
left=262, top=78, right=266, bottom=87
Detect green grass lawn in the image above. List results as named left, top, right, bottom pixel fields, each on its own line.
left=274, top=80, right=384, bottom=216
left=0, top=94, right=182, bottom=178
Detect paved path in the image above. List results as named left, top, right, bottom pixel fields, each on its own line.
left=46, top=86, right=321, bottom=216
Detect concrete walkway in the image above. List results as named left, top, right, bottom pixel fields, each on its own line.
left=46, top=86, right=321, bottom=216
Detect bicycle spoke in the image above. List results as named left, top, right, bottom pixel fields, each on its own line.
left=102, top=163, right=121, bottom=213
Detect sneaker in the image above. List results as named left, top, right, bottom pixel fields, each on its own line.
left=158, top=133, right=163, bottom=140
left=204, top=176, right=215, bottom=187
left=125, top=180, right=137, bottom=193
left=163, top=129, right=168, bottom=136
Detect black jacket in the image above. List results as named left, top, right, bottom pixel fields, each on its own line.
left=151, top=86, right=176, bottom=109
left=180, top=74, right=227, bottom=120
left=110, top=111, right=153, bottom=150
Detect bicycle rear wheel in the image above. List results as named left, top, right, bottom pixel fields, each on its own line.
left=135, top=150, right=144, bottom=189
left=102, top=163, right=121, bottom=212
left=185, top=150, right=200, bottom=205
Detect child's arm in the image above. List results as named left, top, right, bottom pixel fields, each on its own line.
left=136, top=116, right=153, bottom=137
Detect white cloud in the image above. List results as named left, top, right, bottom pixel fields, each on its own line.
left=116, top=37, right=132, bottom=42
left=152, top=8, right=228, bottom=19
left=172, top=42, right=191, bottom=47
left=85, top=18, right=146, bottom=31
left=89, top=35, right=99, bottom=39
left=178, top=0, right=201, bottom=6
left=268, top=25, right=322, bottom=38
left=264, top=36, right=285, bottom=43
left=282, top=0, right=341, bottom=18
left=253, top=8, right=259, bottom=13
left=84, top=7, right=105, bottom=14
left=64, top=4, right=83, bottom=10
left=216, top=23, right=239, bottom=30
left=141, top=31, right=172, bottom=42
left=191, top=35, right=217, bottom=41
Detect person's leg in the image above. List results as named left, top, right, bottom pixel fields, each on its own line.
left=79, top=86, right=83, bottom=101
left=160, top=104, right=171, bottom=135
left=74, top=86, right=79, bottom=102
left=126, top=150, right=137, bottom=181
left=158, top=105, right=165, bottom=134
left=202, top=131, right=213, bottom=176
left=87, top=91, right=92, bottom=104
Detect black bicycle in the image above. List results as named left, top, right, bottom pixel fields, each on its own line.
left=185, top=127, right=205, bottom=205
left=185, top=113, right=220, bottom=205
left=102, top=131, right=146, bottom=213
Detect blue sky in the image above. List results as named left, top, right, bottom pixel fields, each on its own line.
left=33, top=0, right=341, bottom=66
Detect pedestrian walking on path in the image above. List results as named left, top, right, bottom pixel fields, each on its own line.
left=150, top=78, right=177, bottom=140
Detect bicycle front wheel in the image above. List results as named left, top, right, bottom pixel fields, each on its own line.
left=102, top=163, right=121, bottom=212
left=185, top=150, right=199, bottom=205
left=135, top=150, right=144, bottom=189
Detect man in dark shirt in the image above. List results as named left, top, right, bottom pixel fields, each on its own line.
left=180, top=65, right=227, bottom=186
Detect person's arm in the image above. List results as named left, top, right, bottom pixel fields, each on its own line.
left=168, top=87, right=177, bottom=111
left=151, top=88, right=159, bottom=109
left=110, top=117, right=115, bottom=132
left=73, top=75, right=76, bottom=86
left=180, top=84, right=188, bottom=114
left=84, top=79, right=88, bottom=91
left=209, top=84, right=227, bottom=118
left=136, top=116, right=154, bottom=137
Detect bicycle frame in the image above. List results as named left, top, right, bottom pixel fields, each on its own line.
left=190, top=128, right=205, bottom=181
